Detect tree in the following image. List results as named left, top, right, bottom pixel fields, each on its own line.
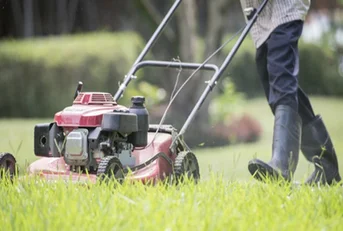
left=159, top=0, right=238, bottom=146
left=0, top=0, right=243, bottom=146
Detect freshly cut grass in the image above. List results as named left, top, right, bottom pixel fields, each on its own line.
left=0, top=175, right=342, bottom=231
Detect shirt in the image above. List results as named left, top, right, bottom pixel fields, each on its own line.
left=239, top=0, right=311, bottom=48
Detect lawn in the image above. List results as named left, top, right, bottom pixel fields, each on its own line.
left=0, top=96, right=342, bottom=230
left=2, top=96, right=342, bottom=182
left=196, top=97, right=343, bottom=183
left=1, top=176, right=342, bottom=231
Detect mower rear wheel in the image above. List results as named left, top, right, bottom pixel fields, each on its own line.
left=0, top=153, right=17, bottom=180
left=97, top=156, right=125, bottom=184
left=174, top=151, right=200, bottom=183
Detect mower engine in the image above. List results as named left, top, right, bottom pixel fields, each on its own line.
left=33, top=90, right=149, bottom=174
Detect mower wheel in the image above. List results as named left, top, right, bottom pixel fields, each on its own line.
left=96, top=156, right=125, bottom=184
left=174, top=151, right=200, bottom=183
left=0, top=153, right=18, bottom=180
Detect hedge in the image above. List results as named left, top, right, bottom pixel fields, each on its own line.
left=1, top=32, right=342, bottom=118
left=0, top=32, right=145, bottom=117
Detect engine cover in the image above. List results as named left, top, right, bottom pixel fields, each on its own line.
left=64, top=129, right=89, bottom=166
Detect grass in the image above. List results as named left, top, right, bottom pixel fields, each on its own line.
left=0, top=176, right=342, bottom=231
left=0, top=96, right=343, bottom=230
left=197, top=97, right=343, bottom=183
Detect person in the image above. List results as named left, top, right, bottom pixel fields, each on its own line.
left=239, top=0, right=341, bottom=185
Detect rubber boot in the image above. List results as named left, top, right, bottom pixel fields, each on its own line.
left=301, top=115, right=341, bottom=185
left=248, top=105, right=302, bottom=182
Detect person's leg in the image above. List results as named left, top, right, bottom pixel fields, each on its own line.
left=255, top=42, right=270, bottom=102
left=266, top=20, right=304, bottom=112
left=254, top=25, right=341, bottom=184
left=256, top=38, right=315, bottom=124
left=248, top=20, right=303, bottom=182
left=298, top=88, right=341, bottom=185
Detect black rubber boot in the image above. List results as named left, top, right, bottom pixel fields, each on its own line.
left=301, top=115, right=341, bottom=185
left=248, top=105, right=302, bottom=182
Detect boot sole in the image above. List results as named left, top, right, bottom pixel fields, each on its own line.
left=248, top=159, right=289, bottom=182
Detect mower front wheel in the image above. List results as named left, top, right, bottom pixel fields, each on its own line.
left=174, top=151, right=200, bottom=183
left=0, top=153, right=18, bottom=180
left=96, top=156, right=125, bottom=184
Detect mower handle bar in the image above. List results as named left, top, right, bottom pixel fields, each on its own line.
left=178, top=0, right=269, bottom=137
left=113, top=0, right=270, bottom=138
left=114, top=0, right=182, bottom=101
left=132, top=60, right=219, bottom=75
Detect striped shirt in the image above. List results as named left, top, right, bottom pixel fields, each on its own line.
left=240, top=0, right=311, bottom=48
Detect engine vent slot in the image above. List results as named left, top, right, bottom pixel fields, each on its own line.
left=73, top=92, right=116, bottom=105
left=91, top=93, right=106, bottom=102
left=73, top=93, right=84, bottom=103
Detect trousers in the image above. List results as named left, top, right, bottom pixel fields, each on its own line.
left=255, top=20, right=315, bottom=125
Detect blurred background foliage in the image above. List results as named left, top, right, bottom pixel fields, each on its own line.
left=0, top=0, right=343, bottom=147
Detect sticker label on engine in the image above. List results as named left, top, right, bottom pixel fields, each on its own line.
left=63, top=106, right=89, bottom=112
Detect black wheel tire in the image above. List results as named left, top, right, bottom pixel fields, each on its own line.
left=174, top=151, right=200, bottom=183
left=96, top=156, right=125, bottom=184
left=0, top=153, right=18, bottom=180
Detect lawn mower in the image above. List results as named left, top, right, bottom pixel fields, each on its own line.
left=0, top=0, right=269, bottom=184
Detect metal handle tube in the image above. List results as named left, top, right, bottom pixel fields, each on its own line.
left=208, top=0, right=269, bottom=87
left=178, top=0, right=269, bottom=136
left=133, top=60, right=219, bottom=74
left=114, top=0, right=182, bottom=101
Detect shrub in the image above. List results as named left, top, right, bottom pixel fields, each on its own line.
left=210, top=113, right=262, bottom=146
left=222, top=35, right=264, bottom=98
left=0, top=32, right=150, bottom=117
left=226, top=113, right=262, bottom=144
